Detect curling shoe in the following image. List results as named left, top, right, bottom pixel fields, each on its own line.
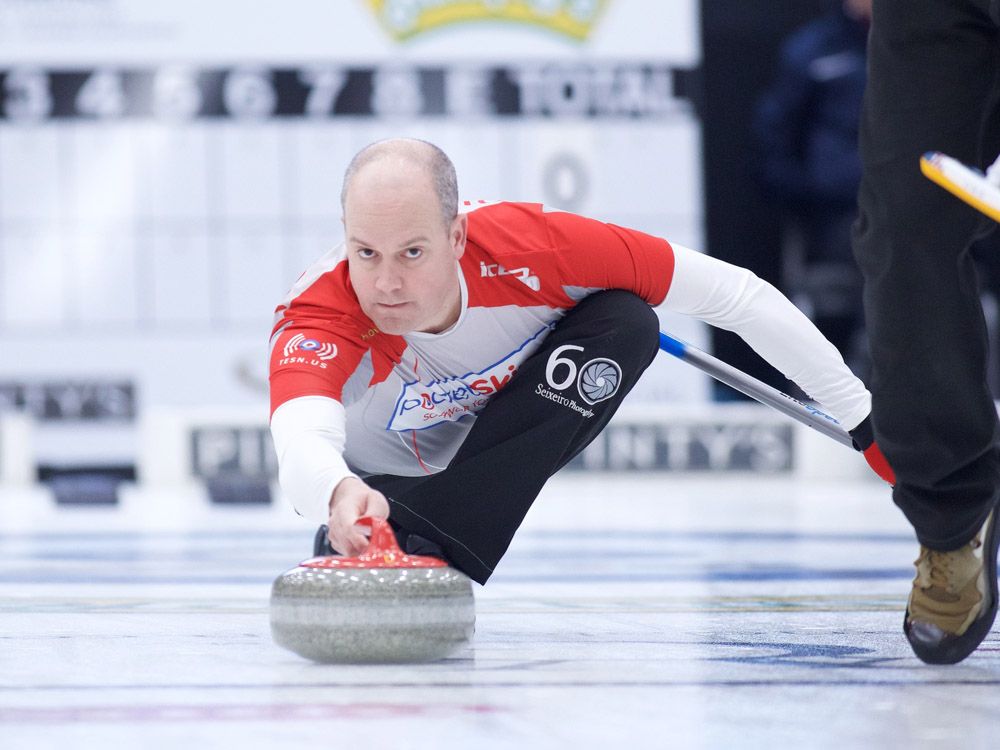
left=313, top=524, right=335, bottom=557
left=905, top=508, right=1000, bottom=664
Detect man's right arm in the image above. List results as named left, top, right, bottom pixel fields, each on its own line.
left=269, top=395, right=389, bottom=554
left=269, top=395, right=355, bottom=522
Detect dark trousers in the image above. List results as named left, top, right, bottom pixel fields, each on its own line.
left=365, top=290, right=660, bottom=584
left=853, top=0, right=1000, bottom=549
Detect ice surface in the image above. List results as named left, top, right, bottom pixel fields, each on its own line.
left=2, top=474, right=998, bottom=749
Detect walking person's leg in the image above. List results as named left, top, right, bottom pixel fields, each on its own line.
left=853, top=0, right=1000, bottom=662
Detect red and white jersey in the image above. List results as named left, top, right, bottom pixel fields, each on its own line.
left=269, top=201, right=871, bottom=523
left=269, top=201, right=674, bottom=478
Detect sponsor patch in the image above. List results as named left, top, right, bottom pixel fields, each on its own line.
left=534, top=382, right=595, bottom=419
left=388, top=361, right=518, bottom=432
left=539, top=344, right=621, bottom=412
left=386, top=327, right=550, bottom=431
left=479, top=261, right=540, bottom=292
left=277, top=333, right=339, bottom=369
left=282, top=333, right=338, bottom=360
left=577, top=357, right=620, bottom=404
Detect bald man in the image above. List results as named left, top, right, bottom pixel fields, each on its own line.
left=269, top=138, right=886, bottom=585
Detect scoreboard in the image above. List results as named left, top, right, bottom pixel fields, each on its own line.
left=0, top=64, right=690, bottom=120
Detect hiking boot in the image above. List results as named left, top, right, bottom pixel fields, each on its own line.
left=905, top=509, right=1000, bottom=664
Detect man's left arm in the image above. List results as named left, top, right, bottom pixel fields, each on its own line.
left=661, top=242, right=893, bottom=484
left=661, top=242, right=870, bottom=428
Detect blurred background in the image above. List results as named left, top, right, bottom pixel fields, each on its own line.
left=4, top=0, right=990, bottom=508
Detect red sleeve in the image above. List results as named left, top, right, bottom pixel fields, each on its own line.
left=541, top=209, right=675, bottom=305
left=269, top=320, right=369, bottom=416
left=464, top=203, right=675, bottom=307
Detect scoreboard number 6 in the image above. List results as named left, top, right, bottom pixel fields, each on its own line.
left=76, top=69, right=126, bottom=118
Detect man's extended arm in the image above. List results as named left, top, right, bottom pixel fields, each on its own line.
left=660, top=242, right=871, bottom=431
left=269, top=395, right=389, bottom=554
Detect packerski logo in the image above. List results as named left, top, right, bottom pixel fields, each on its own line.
left=387, top=326, right=549, bottom=431
left=480, top=261, right=541, bottom=292
left=388, top=360, right=519, bottom=432
left=283, top=333, right=338, bottom=360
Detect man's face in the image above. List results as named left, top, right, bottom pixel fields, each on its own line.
left=344, top=163, right=467, bottom=336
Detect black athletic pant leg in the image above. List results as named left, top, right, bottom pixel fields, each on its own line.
left=365, top=290, right=660, bottom=584
left=853, top=0, right=1000, bottom=549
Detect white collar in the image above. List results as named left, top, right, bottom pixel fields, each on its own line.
left=406, top=261, right=468, bottom=340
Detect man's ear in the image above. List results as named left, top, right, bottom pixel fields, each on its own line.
left=451, top=214, right=468, bottom=259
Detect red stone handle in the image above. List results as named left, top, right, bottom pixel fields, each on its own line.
left=354, top=516, right=402, bottom=558
left=300, top=516, right=448, bottom=569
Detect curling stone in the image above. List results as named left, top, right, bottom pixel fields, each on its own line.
left=270, top=517, right=475, bottom=663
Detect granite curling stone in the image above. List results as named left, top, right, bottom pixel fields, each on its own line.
left=270, top=517, right=475, bottom=663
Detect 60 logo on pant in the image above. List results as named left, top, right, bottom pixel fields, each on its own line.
left=544, top=345, right=622, bottom=405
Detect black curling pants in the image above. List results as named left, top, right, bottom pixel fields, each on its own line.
left=852, top=0, right=1000, bottom=549
left=364, top=290, right=660, bottom=584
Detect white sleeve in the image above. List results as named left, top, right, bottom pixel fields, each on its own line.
left=661, top=243, right=871, bottom=431
left=269, top=395, right=358, bottom=523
